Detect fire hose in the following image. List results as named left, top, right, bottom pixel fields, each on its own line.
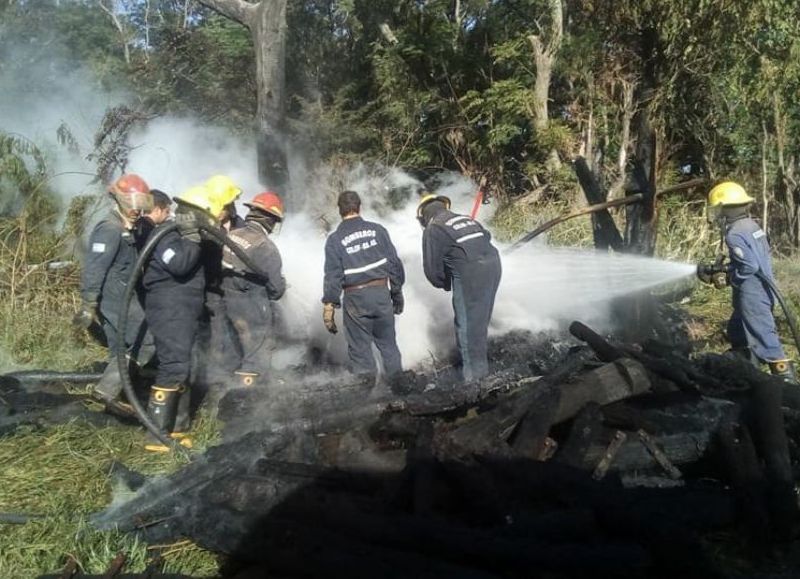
left=697, top=262, right=800, bottom=356
left=757, top=271, right=800, bottom=356
left=116, top=221, right=275, bottom=453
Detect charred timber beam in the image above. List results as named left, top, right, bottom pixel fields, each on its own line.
left=718, top=421, right=770, bottom=546
left=568, top=321, right=623, bottom=362
left=573, top=156, right=624, bottom=250
left=592, top=430, right=627, bottom=481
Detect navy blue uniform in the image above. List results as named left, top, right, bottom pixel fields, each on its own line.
left=82, top=214, right=151, bottom=359
left=221, top=220, right=286, bottom=375
left=725, top=216, right=785, bottom=362
left=142, top=227, right=205, bottom=385
left=423, top=209, right=501, bottom=381
left=323, top=216, right=404, bottom=376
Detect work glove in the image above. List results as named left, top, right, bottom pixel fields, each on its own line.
left=697, top=262, right=727, bottom=287
left=322, top=302, right=338, bottom=334
left=73, top=300, right=99, bottom=330
left=174, top=205, right=202, bottom=242
left=391, top=290, right=404, bottom=315
left=711, top=270, right=730, bottom=290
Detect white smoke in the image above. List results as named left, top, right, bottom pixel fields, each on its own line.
left=0, top=51, right=122, bottom=211
left=123, top=118, right=698, bottom=371
left=0, top=49, right=695, bottom=373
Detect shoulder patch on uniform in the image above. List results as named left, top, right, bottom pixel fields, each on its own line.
left=753, top=229, right=766, bottom=239
left=733, top=246, right=745, bottom=259
left=162, top=248, right=176, bottom=264
left=91, top=242, right=106, bottom=253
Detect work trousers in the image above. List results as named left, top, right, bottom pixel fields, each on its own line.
left=342, top=285, right=402, bottom=377
left=225, top=285, right=274, bottom=375
left=451, top=255, right=502, bottom=382
left=728, top=279, right=785, bottom=362
left=146, top=289, right=205, bottom=385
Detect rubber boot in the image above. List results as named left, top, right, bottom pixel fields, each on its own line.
left=170, top=384, right=193, bottom=448
left=144, top=385, right=179, bottom=452
left=234, top=370, right=259, bottom=388
left=768, top=359, right=798, bottom=384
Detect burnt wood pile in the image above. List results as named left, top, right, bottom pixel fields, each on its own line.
left=91, top=323, right=800, bottom=578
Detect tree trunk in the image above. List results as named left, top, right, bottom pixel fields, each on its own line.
left=625, top=26, right=659, bottom=256
left=195, top=0, right=289, bottom=194
left=527, top=0, right=563, bottom=132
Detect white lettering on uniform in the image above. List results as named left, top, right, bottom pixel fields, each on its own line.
left=162, top=248, right=176, bottom=264
left=229, top=234, right=252, bottom=249
left=341, top=229, right=377, bottom=247
left=445, top=216, right=469, bottom=226
left=452, top=220, right=476, bottom=231
left=92, top=243, right=106, bottom=253
left=753, top=230, right=766, bottom=239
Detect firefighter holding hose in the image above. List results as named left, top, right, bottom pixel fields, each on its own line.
left=221, top=191, right=286, bottom=387
left=141, top=179, right=241, bottom=451
left=417, top=194, right=502, bottom=382
left=76, top=173, right=155, bottom=413
left=697, top=181, right=797, bottom=383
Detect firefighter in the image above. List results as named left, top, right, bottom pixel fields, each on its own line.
left=76, top=173, right=155, bottom=411
left=141, top=183, right=239, bottom=451
left=221, top=191, right=286, bottom=387
left=133, top=189, right=173, bottom=250
left=697, top=181, right=796, bottom=382
left=417, top=193, right=502, bottom=382
left=202, top=175, right=246, bottom=382
left=322, top=190, right=405, bottom=382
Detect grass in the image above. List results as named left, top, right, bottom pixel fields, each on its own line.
left=2, top=193, right=800, bottom=577
left=0, top=417, right=222, bottom=577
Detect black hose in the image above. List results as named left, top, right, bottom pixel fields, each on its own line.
left=756, top=271, right=800, bottom=355
left=0, top=371, right=103, bottom=384
left=116, top=221, right=279, bottom=453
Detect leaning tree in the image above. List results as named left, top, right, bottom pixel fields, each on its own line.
left=197, top=0, right=289, bottom=193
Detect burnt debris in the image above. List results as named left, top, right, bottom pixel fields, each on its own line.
left=85, top=324, right=800, bottom=578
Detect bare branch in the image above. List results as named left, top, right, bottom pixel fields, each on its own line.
left=97, top=0, right=131, bottom=65
left=196, top=0, right=257, bottom=27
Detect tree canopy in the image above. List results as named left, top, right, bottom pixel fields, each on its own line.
left=3, top=0, right=800, bottom=246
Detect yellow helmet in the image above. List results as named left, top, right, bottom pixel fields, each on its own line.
left=175, top=185, right=217, bottom=218
left=205, top=175, right=242, bottom=212
left=416, top=193, right=451, bottom=226
left=708, top=181, right=754, bottom=207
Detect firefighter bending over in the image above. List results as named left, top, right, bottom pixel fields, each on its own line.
left=417, top=194, right=502, bottom=383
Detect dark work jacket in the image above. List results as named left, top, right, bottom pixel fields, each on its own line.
left=81, top=213, right=137, bottom=304
left=322, top=216, right=404, bottom=306
left=422, top=209, right=500, bottom=291
left=206, top=215, right=245, bottom=294
left=142, top=227, right=204, bottom=296
left=221, top=220, right=286, bottom=300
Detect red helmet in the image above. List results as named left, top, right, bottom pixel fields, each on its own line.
left=244, top=191, right=284, bottom=221
left=109, top=173, right=152, bottom=212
